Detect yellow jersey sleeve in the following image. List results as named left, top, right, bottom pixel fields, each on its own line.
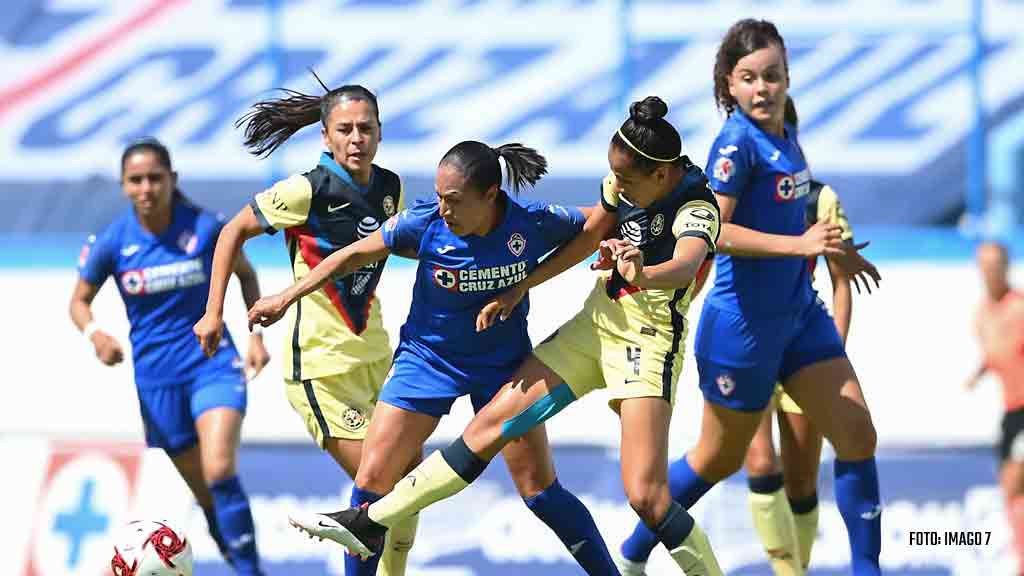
left=816, top=184, right=854, bottom=241
left=671, top=199, right=720, bottom=252
left=251, top=174, right=313, bottom=233
left=601, top=172, right=619, bottom=210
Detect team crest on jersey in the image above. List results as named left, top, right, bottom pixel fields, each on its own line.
left=177, top=230, right=198, bottom=254
left=121, top=270, right=145, bottom=295
left=651, top=213, right=665, bottom=237
left=341, top=407, right=367, bottom=432
left=382, top=195, right=396, bottom=217
left=507, top=232, right=526, bottom=256
left=433, top=267, right=458, bottom=290
left=716, top=373, right=735, bottom=396
left=713, top=156, right=734, bottom=183
left=775, top=169, right=811, bottom=202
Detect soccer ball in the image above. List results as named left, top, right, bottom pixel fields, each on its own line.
left=110, top=519, right=193, bottom=576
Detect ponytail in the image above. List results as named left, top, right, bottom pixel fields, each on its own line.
left=439, top=141, right=547, bottom=196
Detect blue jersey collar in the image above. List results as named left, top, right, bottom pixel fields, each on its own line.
left=319, top=152, right=373, bottom=194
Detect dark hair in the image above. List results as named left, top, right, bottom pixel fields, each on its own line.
left=714, top=19, right=789, bottom=115
left=121, top=137, right=172, bottom=175
left=439, top=141, right=547, bottom=197
left=610, top=96, right=683, bottom=173
left=236, top=74, right=380, bottom=157
left=784, top=96, right=798, bottom=128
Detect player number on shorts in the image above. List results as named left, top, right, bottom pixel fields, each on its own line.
left=626, top=346, right=641, bottom=376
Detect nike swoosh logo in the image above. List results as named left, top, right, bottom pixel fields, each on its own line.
left=328, top=202, right=351, bottom=213
left=318, top=520, right=337, bottom=529
left=569, top=540, right=586, bottom=555
left=437, top=245, right=456, bottom=254
left=624, top=379, right=641, bottom=385
left=860, top=505, right=882, bottom=520
left=770, top=151, right=781, bottom=162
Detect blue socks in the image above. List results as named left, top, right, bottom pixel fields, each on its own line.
left=347, top=486, right=384, bottom=576
left=621, top=455, right=714, bottom=562
left=209, top=476, right=262, bottom=575
left=201, top=506, right=229, bottom=559
left=834, top=457, right=882, bottom=575
left=524, top=479, right=620, bottom=576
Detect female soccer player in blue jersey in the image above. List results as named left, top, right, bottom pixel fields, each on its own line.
left=617, top=20, right=883, bottom=576
left=69, top=139, right=269, bottom=575
left=248, top=140, right=623, bottom=575
left=194, top=83, right=420, bottom=576
left=265, top=97, right=726, bottom=575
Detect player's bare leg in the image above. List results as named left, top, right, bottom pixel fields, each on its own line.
left=1001, top=459, right=1024, bottom=574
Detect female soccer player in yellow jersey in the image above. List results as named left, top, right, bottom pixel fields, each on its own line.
left=193, top=82, right=419, bottom=576
left=291, top=96, right=726, bottom=575
left=740, top=97, right=871, bottom=575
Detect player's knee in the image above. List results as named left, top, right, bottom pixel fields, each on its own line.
left=744, top=446, right=777, bottom=477
left=784, top=473, right=818, bottom=501
left=623, top=477, right=669, bottom=526
left=202, top=456, right=236, bottom=484
left=830, top=411, right=876, bottom=460
left=354, top=454, right=400, bottom=493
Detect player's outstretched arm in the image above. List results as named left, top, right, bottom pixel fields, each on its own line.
left=195, top=205, right=264, bottom=357
left=248, top=229, right=391, bottom=330
left=69, top=278, right=124, bottom=366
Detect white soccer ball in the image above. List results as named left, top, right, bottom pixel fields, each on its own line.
left=110, top=519, right=193, bottom=576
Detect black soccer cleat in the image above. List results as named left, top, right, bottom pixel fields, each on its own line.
left=288, top=504, right=387, bottom=559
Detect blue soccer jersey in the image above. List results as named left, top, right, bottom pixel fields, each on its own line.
left=381, top=195, right=584, bottom=378
left=78, top=197, right=239, bottom=387
left=704, top=109, right=814, bottom=316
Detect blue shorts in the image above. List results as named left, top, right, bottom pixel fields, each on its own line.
left=378, top=339, right=520, bottom=418
left=694, top=297, right=846, bottom=412
left=136, top=347, right=247, bottom=455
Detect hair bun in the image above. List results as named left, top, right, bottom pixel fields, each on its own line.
left=629, top=96, right=669, bottom=124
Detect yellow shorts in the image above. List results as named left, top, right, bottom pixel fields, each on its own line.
left=285, top=356, right=391, bottom=447
left=773, top=384, right=804, bottom=415
left=533, top=306, right=685, bottom=410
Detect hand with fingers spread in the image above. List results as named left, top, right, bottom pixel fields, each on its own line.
left=831, top=241, right=882, bottom=294
left=247, top=292, right=292, bottom=331
left=610, top=239, right=645, bottom=285
left=193, top=312, right=224, bottom=358
left=476, top=283, right=528, bottom=332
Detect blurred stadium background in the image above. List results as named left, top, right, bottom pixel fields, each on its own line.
left=3, top=0, right=1023, bottom=574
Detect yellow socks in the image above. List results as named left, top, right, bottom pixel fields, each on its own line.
left=377, top=513, right=419, bottom=576
left=748, top=477, right=803, bottom=576
left=789, top=495, right=820, bottom=569
left=668, top=523, right=724, bottom=576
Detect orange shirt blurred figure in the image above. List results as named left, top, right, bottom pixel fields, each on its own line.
left=968, top=241, right=1024, bottom=576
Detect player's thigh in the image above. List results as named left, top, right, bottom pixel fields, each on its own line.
left=782, top=356, right=875, bottom=461
left=325, top=438, right=364, bottom=479
left=600, top=325, right=684, bottom=412
left=689, top=400, right=765, bottom=482
left=778, top=410, right=823, bottom=499
left=500, top=423, right=557, bottom=498
left=465, top=354, right=573, bottom=460
left=356, top=401, right=439, bottom=491
left=744, top=398, right=779, bottom=477
left=532, top=310, right=605, bottom=401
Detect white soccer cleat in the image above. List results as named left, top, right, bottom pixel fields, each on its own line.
left=287, top=506, right=384, bottom=560
left=614, top=549, right=649, bottom=576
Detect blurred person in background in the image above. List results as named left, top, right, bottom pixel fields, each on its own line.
left=69, top=138, right=269, bottom=575
left=194, top=81, right=419, bottom=576
left=617, top=19, right=883, bottom=576
left=249, top=139, right=624, bottom=575
left=967, top=241, right=1024, bottom=574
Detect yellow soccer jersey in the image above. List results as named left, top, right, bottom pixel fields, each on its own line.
left=586, top=164, right=721, bottom=353
left=251, top=157, right=405, bottom=381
